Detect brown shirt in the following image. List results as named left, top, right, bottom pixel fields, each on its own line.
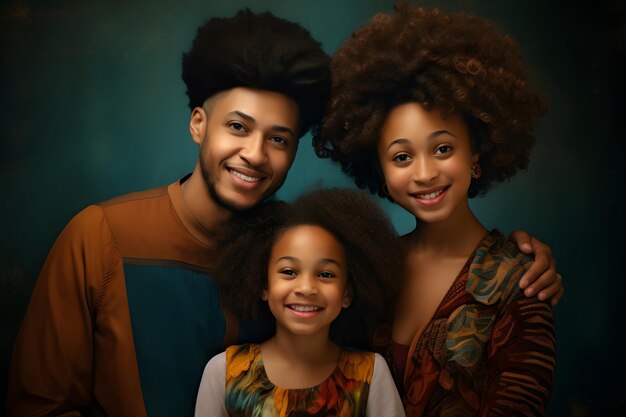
left=7, top=180, right=238, bottom=417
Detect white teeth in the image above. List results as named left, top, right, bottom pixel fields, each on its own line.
left=230, top=169, right=261, bottom=183
left=417, top=189, right=445, bottom=200
left=290, top=305, right=321, bottom=312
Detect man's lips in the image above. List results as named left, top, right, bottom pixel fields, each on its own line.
left=227, top=166, right=267, bottom=183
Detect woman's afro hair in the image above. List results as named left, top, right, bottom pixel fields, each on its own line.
left=182, top=8, right=331, bottom=137
left=216, top=188, right=403, bottom=349
left=314, top=2, right=546, bottom=198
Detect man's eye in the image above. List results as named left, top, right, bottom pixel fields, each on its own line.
left=228, top=122, right=246, bottom=132
left=270, top=136, right=287, bottom=146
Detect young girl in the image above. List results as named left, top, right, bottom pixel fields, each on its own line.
left=315, top=3, right=556, bottom=416
left=195, top=189, right=406, bottom=416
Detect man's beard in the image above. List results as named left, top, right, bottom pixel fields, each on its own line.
left=199, top=156, right=248, bottom=213
left=197, top=137, right=288, bottom=213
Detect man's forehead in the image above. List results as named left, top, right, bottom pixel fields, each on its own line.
left=204, top=87, right=301, bottom=130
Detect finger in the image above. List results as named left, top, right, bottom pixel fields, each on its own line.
left=535, top=277, right=562, bottom=301
left=550, top=286, right=565, bottom=306
left=519, top=256, right=553, bottom=289
left=509, top=230, right=533, bottom=254
left=523, top=268, right=557, bottom=298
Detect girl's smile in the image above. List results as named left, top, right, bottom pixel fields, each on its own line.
left=411, top=185, right=451, bottom=207
left=263, top=225, right=352, bottom=338
left=377, top=102, right=477, bottom=224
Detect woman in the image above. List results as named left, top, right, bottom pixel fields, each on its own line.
left=315, top=3, right=557, bottom=415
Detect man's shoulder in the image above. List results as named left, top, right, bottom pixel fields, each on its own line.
left=95, top=184, right=173, bottom=228
left=98, top=184, right=170, bottom=210
left=61, top=184, right=171, bottom=238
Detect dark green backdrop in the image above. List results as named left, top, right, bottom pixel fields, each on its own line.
left=1, top=1, right=624, bottom=416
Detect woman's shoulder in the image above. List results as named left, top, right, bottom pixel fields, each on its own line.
left=467, top=230, right=533, bottom=306
left=475, top=230, right=533, bottom=268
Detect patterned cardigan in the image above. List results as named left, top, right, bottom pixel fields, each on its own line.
left=389, top=230, right=556, bottom=417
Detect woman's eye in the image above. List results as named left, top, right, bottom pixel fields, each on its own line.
left=393, top=154, right=411, bottom=162
left=435, top=145, right=452, bottom=155
left=319, top=271, right=335, bottom=279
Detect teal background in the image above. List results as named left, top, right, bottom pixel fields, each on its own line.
left=1, top=0, right=623, bottom=415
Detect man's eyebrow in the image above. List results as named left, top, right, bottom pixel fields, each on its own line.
left=229, top=110, right=295, bottom=137
left=271, top=125, right=295, bottom=136
left=229, top=111, right=255, bottom=123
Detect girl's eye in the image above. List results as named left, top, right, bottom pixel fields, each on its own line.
left=279, top=269, right=297, bottom=277
left=319, top=271, right=336, bottom=279
left=393, top=153, right=411, bottom=163
left=435, top=145, right=452, bottom=155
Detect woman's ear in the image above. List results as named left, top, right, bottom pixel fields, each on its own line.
left=261, top=289, right=269, bottom=301
left=342, top=287, right=353, bottom=308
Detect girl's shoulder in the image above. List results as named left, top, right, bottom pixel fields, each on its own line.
left=225, top=343, right=262, bottom=380
left=225, top=343, right=260, bottom=358
left=337, top=349, right=376, bottom=383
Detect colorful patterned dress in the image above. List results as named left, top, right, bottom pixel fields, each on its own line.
left=195, top=343, right=406, bottom=416
left=225, top=344, right=372, bottom=416
left=388, top=231, right=556, bottom=416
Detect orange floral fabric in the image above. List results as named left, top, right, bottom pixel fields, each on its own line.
left=224, top=344, right=374, bottom=416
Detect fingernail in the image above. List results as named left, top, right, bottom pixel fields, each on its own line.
left=525, top=288, right=535, bottom=296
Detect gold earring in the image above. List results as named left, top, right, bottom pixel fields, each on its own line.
left=471, top=162, right=482, bottom=179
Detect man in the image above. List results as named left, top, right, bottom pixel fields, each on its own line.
left=7, top=10, right=329, bottom=417
left=7, top=8, right=561, bottom=417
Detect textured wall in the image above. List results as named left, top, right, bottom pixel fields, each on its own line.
left=1, top=1, right=623, bottom=415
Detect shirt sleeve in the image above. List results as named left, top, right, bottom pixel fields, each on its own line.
left=195, top=352, right=228, bottom=417
left=480, top=296, right=556, bottom=416
left=6, top=206, right=115, bottom=417
left=366, top=353, right=406, bottom=417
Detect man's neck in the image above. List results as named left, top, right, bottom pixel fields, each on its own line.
left=180, top=166, right=233, bottom=246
